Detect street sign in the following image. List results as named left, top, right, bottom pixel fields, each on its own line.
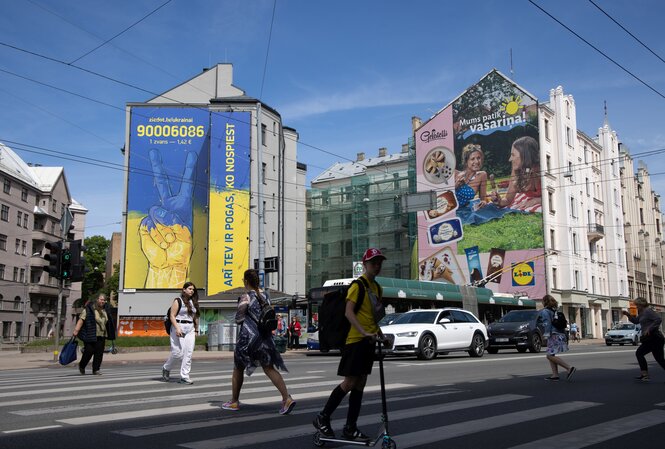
left=60, top=206, right=73, bottom=239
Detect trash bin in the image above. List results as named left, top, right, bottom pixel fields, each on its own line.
left=274, top=336, right=287, bottom=353
left=220, top=323, right=238, bottom=351
left=207, top=323, right=220, bottom=351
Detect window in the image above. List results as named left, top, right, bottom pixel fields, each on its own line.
left=344, top=214, right=352, bottom=230
left=3, top=178, right=10, bottom=194
left=572, top=232, right=578, bottom=254
left=261, top=124, right=267, bottom=146
left=584, top=145, right=589, bottom=164
left=272, top=193, right=275, bottom=209
left=0, top=234, right=6, bottom=251
left=262, top=201, right=266, bottom=224
left=546, top=155, right=551, bottom=172
left=262, top=162, right=267, bottom=184
left=640, top=208, right=644, bottom=225
left=574, top=270, right=580, bottom=290
left=0, top=264, right=4, bottom=280
left=550, top=229, right=556, bottom=250
left=566, top=126, right=572, bottom=146
left=570, top=196, right=577, bottom=218
left=15, top=238, right=20, bottom=254
left=321, top=217, right=329, bottom=232
left=544, top=119, right=550, bottom=140
left=13, top=267, right=18, bottom=282
left=321, top=244, right=329, bottom=258
left=22, top=214, right=27, bottom=228
left=1, top=204, right=8, bottom=221
left=21, top=187, right=28, bottom=202
left=393, top=173, right=400, bottom=190
left=19, top=268, right=25, bottom=283
left=565, top=100, right=570, bottom=118
left=548, top=190, right=555, bottom=213
left=272, top=155, right=276, bottom=171
left=271, top=231, right=275, bottom=247
left=585, top=178, right=590, bottom=196
left=17, top=211, right=22, bottom=226
left=52, top=199, right=57, bottom=212
left=21, top=240, right=26, bottom=256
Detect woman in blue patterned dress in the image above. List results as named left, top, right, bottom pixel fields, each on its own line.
left=539, top=294, right=576, bottom=381
left=455, top=143, right=488, bottom=207
left=222, top=269, right=296, bottom=414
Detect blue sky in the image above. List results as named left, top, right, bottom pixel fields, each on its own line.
left=1, top=0, right=664, bottom=239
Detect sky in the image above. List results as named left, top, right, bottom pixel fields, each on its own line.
left=1, top=0, right=664, bottom=239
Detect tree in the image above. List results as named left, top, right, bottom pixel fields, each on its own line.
left=80, top=235, right=110, bottom=303
left=104, top=263, right=120, bottom=306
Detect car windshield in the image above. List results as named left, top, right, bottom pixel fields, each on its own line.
left=613, top=323, right=636, bottom=330
left=391, top=311, right=438, bottom=325
left=378, top=313, right=402, bottom=326
left=497, top=311, right=538, bottom=323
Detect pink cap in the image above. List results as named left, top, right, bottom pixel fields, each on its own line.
left=362, top=248, right=386, bottom=263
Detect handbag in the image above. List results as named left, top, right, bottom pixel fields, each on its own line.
left=59, top=336, right=78, bottom=366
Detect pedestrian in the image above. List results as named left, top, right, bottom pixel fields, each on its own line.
left=289, top=316, right=302, bottom=349
left=569, top=322, right=580, bottom=342
left=275, top=313, right=287, bottom=338
left=162, top=281, right=200, bottom=384
left=539, top=294, right=576, bottom=381
left=313, top=248, right=387, bottom=440
left=73, top=293, right=116, bottom=375
left=622, top=297, right=665, bottom=381
left=222, top=269, right=296, bottom=414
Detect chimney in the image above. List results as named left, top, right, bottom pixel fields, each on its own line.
left=356, top=152, right=365, bottom=162
left=401, top=144, right=409, bottom=153
left=378, top=147, right=387, bottom=157
left=412, top=116, right=422, bottom=131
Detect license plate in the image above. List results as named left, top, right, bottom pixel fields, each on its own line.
left=495, top=338, right=509, bottom=343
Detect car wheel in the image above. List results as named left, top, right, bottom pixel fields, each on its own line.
left=416, top=333, right=437, bottom=360
left=528, top=333, right=542, bottom=353
left=487, top=347, right=498, bottom=354
left=619, top=343, right=624, bottom=346
left=468, top=333, right=485, bottom=357
left=517, top=347, right=527, bottom=353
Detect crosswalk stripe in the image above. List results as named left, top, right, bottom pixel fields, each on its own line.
left=2, top=375, right=322, bottom=409
left=507, top=410, right=665, bottom=449
left=113, top=389, right=462, bottom=437
left=390, top=401, right=600, bottom=448
left=55, top=383, right=413, bottom=425
left=178, top=394, right=530, bottom=449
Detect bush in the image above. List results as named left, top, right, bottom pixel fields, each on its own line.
left=25, top=336, right=207, bottom=348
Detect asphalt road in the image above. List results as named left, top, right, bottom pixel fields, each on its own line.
left=1, top=343, right=664, bottom=449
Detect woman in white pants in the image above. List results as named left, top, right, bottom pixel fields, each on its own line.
left=162, top=282, right=199, bottom=384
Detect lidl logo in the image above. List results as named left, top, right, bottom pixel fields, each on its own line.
left=512, top=261, right=535, bottom=286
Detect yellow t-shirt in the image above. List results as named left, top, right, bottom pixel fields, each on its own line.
left=345, top=276, right=380, bottom=345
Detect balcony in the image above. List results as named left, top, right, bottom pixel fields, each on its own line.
left=587, top=223, right=605, bottom=243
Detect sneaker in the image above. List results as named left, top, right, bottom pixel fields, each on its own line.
left=342, top=425, right=370, bottom=441
left=92, top=371, right=102, bottom=376
left=544, top=376, right=560, bottom=381
left=161, top=368, right=170, bottom=382
left=178, top=378, right=193, bottom=385
left=635, top=374, right=650, bottom=382
left=78, top=365, right=85, bottom=375
left=222, top=401, right=239, bottom=411
left=313, top=414, right=335, bottom=438
left=566, top=367, right=577, bottom=381
left=279, top=396, right=296, bottom=415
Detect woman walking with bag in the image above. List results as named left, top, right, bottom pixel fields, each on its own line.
left=540, top=295, right=576, bottom=381
left=162, top=282, right=200, bottom=384
left=623, top=297, right=665, bottom=381
left=222, top=269, right=296, bottom=414
left=73, top=293, right=115, bottom=375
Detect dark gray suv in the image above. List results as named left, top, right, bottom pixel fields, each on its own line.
left=487, top=310, right=543, bottom=353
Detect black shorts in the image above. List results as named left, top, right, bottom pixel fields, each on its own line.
left=337, top=338, right=375, bottom=377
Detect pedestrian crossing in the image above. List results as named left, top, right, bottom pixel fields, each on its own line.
left=1, top=361, right=664, bottom=448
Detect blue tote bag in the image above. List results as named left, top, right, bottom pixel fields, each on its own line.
left=59, top=336, right=78, bottom=366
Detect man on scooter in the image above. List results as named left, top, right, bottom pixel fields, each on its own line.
left=313, top=248, right=386, bottom=440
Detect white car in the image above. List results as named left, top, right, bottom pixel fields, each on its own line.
left=380, top=308, right=488, bottom=360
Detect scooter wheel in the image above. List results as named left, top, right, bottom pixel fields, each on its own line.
left=111, top=347, right=118, bottom=355
left=313, top=432, right=325, bottom=447
left=382, top=439, right=397, bottom=449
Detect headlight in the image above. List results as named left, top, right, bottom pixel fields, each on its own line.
left=396, top=331, right=419, bottom=337
left=518, top=323, right=529, bottom=330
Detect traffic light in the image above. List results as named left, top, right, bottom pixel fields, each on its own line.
left=43, top=241, right=62, bottom=279
left=69, top=239, right=86, bottom=282
left=61, top=249, right=72, bottom=280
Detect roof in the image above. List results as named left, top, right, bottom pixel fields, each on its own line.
left=311, top=151, right=410, bottom=184
left=0, top=142, right=40, bottom=187
left=30, top=166, right=64, bottom=190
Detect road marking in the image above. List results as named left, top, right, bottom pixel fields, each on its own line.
left=2, top=425, right=62, bottom=434
left=507, top=410, right=665, bottom=449
left=391, top=401, right=600, bottom=448
left=178, top=394, right=530, bottom=449
left=392, top=350, right=634, bottom=366
left=56, top=383, right=413, bottom=426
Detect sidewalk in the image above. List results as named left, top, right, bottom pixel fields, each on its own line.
left=0, top=347, right=309, bottom=371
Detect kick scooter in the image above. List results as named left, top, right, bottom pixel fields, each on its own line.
left=313, top=337, right=397, bottom=449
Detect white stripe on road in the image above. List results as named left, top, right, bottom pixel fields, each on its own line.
left=508, top=410, right=665, bottom=449
left=2, top=425, right=62, bottom=434
left=178, top=394, right=530, bottom=449
left=56, top=383, right=413, bottom=425
left=392, top=401, right=600, bottom=448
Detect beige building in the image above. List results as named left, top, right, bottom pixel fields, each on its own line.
left=0, top=142, right=86, bottom=343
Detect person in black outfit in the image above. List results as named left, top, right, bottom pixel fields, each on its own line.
left=73, top=293, right=116, bottom=375
left=623, top=297, right=665, bottom=381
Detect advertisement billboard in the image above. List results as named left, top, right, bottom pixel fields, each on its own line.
left=207, top=111, right=251, bottom=293
left=124, top=107, right=210, bottom=289
left=416, top=70, right=545, bottom=298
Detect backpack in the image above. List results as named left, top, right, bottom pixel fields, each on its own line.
left=164, top=298, right=182, bottom=334
left=248, top=291, right=278, bottom=336
left=318, top=277, right=381, bottom=351
left=551, top=308, right=568, bottom=332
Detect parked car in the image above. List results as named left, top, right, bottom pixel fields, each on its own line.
left=486, top=310, right=544, bottom=354
left=605, top=322, right=641, bottom=346
left=380, top=308, right=488, bottom=360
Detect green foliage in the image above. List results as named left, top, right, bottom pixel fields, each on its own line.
left=103, top=262, right=120, bottom=300
left=457, top=213, right=544, bottom=254
left=26, top=336, right=207, bottom=348
left=81, top=235, right=110, bottom=302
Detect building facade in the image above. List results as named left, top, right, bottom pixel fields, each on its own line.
left=117, top=64, right=307, bottom=335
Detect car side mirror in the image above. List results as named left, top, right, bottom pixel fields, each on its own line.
left=439, top=318, right=451, bottom=324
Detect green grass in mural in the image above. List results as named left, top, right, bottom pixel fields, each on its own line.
left=457, top=213, right=544, bottom=254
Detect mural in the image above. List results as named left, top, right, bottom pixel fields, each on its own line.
left=416, top=70, right=545, bottom=298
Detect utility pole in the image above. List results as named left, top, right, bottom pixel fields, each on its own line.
left=53, top=206, right=73, bottom=361
left=256, top=102, right=266, bottom=288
